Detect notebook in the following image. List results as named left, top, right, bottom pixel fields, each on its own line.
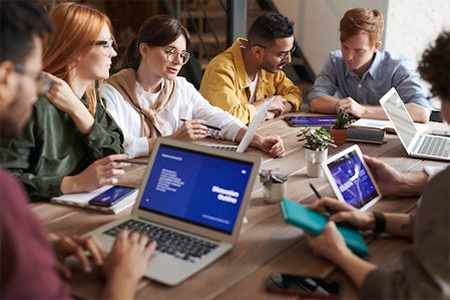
left=279, top=198, right=369, bottom=257
left=322, top=126, right=385, bottom=145
left=85, top=137, right=261, bottom=286
left=51, top=185, right=137, bottom=214
left=321, top=145, right=382, bottom=211
left=204, top=96, right=274, bottom=152
left=380, top=87, right=450, bottom=161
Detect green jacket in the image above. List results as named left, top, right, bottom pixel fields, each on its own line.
left=0, top=95, right=124, bottom=201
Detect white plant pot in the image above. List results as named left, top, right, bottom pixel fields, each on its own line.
left=305, top=148, right=328, bottom=177
left=263, top=181, right=287, bottom=203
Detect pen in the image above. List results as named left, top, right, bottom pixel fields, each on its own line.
left=118, top=159, right=148, bottom=166
left=309, top=183, right=334, bottom=215
left=181, top=118, right=221, bottom=131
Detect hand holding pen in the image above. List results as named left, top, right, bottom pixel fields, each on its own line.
left=181, top=119, right=221, bottom=131
left=309, top=183, right=334, bottom=215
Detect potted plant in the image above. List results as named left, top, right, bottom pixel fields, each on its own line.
left=298, top=127, right=336, bottom=177
left=259, top=169, right=287, bottom=203
left=330, top=107, right=351, bottom=145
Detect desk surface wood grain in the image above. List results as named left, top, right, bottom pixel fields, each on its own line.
left=30, top=111, right=448, bottom=300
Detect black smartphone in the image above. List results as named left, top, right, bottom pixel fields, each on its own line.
left=266, top=272, right=341, bottom=299
left=88, top=186, right=135, bottom=207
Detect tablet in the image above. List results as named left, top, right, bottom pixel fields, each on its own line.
left=284, top=116, right=336, bottom=127
left=321, top=145, right=382, bottom=211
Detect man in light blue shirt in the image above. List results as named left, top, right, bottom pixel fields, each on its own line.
left=308, top=8, right=431, bottom=123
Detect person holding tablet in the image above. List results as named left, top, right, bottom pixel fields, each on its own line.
left=304, top=30, right=450, bottom=299
left=308, top=8, right=431, bottom=123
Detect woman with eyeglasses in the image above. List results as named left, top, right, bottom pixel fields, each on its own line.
left=103, top=15, right=285, bottom=159
left=0, top=2, right=133, bottom=201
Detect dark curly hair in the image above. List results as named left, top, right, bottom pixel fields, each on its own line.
left=418, top=31, right=450, bottom=103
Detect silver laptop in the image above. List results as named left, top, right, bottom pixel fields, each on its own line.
left=206, top=96, right=275, bottom=152
left=380, top=87, right=450, bottom=161
left=86, top=137, right=261, bottom=286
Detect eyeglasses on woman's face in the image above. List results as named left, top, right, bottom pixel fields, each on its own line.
left=13, top=64, right=53, bottom=96
left=163, top=46, right=190, bottom=65
left=95, top=40, right=114, bottom=51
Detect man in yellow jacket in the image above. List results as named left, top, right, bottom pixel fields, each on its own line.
left=200, top=13, right=302, bottom=125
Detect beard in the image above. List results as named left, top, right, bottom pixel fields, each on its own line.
left=261, top=60, right=285, bottom=74
left=0, top=82, right=34, bottom=139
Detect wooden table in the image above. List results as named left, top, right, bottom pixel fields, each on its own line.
left=31, top=111, right=448, bottom=299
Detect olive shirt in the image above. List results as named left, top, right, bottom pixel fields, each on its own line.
left=360, top=166, right=450, bottom=299
left=199, top=38, right=302, bottom=125
left=0, top=95, right=124, bottom=202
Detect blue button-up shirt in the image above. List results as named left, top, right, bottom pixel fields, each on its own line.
left=308, top=50, right=432, bottom=110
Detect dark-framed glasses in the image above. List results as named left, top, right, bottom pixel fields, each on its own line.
left=13, top=64, right=53, bottom=96
left=255, top=44, right=296, bottom=62
left=164, top=47, right=191, bottom=65
left=95, top=40, right=114, bottom=50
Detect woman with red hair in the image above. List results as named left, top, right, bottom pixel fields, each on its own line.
left=1, top=2, right=130, bottom=201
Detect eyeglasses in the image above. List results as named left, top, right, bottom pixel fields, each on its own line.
left=255, top=44, right=296, bottom=63
left=95, top=40, right=114, bottom=50
left=163, top=47, right=190, bottom=65
left=13, top=64, right=53, bottom=96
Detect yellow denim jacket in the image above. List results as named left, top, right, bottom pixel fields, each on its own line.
left=199, top=38, right=302, bottom=125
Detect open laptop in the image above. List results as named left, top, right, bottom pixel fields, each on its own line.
left=86, top=137, right=260, bottom=286
left=205, top=96, right=275, bottom=152
left=380, top=87, right=450, bottom=161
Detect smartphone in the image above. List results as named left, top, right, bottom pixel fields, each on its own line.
left=88, top=186, right=135, bottom=207
left=266, top=272, right=341, bottom=299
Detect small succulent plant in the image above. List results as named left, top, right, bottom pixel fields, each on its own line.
left=298, top=127, right=336, bottom=151
left=259, top=169, right=287, bottom=188
left=333, top=107, right=351, bottom=129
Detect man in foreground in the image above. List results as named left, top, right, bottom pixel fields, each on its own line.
left=0, top=2, right=155, bottom=299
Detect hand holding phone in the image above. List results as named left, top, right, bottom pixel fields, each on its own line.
left=266, top=272, right=341, bottom=299
left=88, top=186, right=135, bottom=207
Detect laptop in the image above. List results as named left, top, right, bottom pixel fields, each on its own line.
left=85, top=137, right=260, bottom=286
left=380, top=87, right=450, bottom=161
left=205, top=96, right=275, bottom=152
left=321, top=145, right=382, bottom=211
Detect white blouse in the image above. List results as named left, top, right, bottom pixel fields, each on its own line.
left=103, top=76, right=244, bottom=158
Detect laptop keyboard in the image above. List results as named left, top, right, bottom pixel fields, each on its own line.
left=416, top=135, right=450, bottom=157
left=104, top=219, right=219, bottom=263
left=209, top=145, right=238, bottom=152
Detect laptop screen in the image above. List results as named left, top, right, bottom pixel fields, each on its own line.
left=138, top=144, right=254, bottom=234
left=380, top=88, right=417, bottom=148
left=326, top=148, right=380, bottom=209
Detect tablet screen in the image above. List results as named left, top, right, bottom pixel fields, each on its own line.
left=284, top=116, right=336, bottom=126
left=323, top=146, right=381, bottom=210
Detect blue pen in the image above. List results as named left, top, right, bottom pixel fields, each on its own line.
left=309, top=183, right=334, bottom=215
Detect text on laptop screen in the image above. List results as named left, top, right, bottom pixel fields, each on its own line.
left=139, top=144, right=254, bottom=234
left=327, top=150, right=379, bottom=209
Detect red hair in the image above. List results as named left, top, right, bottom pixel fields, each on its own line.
left=339, top=8, right=384, bottom=47
left=43, top=2, right=114, bottom=115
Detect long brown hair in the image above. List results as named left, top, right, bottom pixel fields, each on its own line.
left=43, top=2, right=114, bottom=115
left=122, top=15, right=190, bottom=70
